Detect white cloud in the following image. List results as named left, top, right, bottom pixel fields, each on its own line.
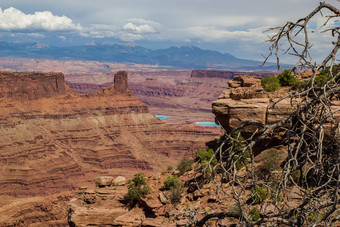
left=0, top=7, right=82, bottom=32
left=185, top=26, right=267, bottom=42
left=27, top=33, right=45, bottom=38
left=123, top=22, right=156, bottom=34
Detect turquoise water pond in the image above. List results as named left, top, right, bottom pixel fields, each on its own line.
left=195, top=121, right=220, bottom=127
left=155, top=115, right=170, bottom=120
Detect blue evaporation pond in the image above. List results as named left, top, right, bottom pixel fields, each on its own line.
left=195, top=121, right=220, bottom=127
left=155, top=115, right=170, bottom=120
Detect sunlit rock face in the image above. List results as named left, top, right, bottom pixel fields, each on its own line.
left=0, top=71, right=218, bottom=198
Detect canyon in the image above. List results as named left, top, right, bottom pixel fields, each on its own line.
left=0, top=57, right=281, bottom=226
left=0, top=70, right=220, bottom=226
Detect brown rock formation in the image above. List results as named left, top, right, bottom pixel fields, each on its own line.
left=0, top=71, right=68, bottom=100
left=114, top=70, right=130, bottom=94
left=212, top=75, right=293, bottom=135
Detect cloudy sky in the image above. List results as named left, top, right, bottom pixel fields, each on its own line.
left=0, top=0, right=338, bottom=63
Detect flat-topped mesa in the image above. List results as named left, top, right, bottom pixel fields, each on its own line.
left=0, top=71, right=68, bottom=100
left=0, top=70, right=133, bottom=101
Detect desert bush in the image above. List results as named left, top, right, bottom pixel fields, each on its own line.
left=316, top=66, right=335, bottom=86
left=248, top=186, right=268, bottom=204
left=126, top=173, right=150, bottom=205
left=196, top=148, right=217, bottom=169
left=169, top=183, right=184, bottom=204
left=278, top=69, right=299, bottom=86
left=167, top=166, right=174, bottom=172
left=163, top=175, right=181, bottom=190
left=261, top=76, right=281, bottom=92
left=177, top=157, right=193, bottom=175
left=307, top=212, right=323, bottom=222
left=163, top=176, right=184, bottom=204
left=289, top=169, right=301, bottom=186
left=230, top=131, right=250, bottom=170
left=248, top=207, right=261, bottom=221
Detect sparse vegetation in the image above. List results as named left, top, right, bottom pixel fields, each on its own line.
left=261, top=76, right=281, bottom=92
left=163, top=176, right=181, bottom=190
left=248, top=207, right=261, bottom=221
left=248, top=186, right=268, bottom=204
left=169, top=183, right=184, bottom=204
left=163, top=176, right=184, bottom=204
left=167, top=166, right=174, bottom=172
left=277, top=69, right=299, bottom=86
left=196, top=148, right=217, bottom=169
left=230, top=131, right=250, bottom=170
left=126, top=173, right=150, bottom=205
left=177, top=157, right=193, bottom=175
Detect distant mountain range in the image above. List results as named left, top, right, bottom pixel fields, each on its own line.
left=0, top=41, right=280, bottom=71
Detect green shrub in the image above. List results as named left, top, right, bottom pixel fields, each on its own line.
left=307, top=212, right=323, bottom=222
left=289, top=170, right=301, bottom=186
left=169, top=183, right=184, bottom=204
left=230, top=131, right=251, bottom=170
left=261, top=76, right=281, bottom=92
left=248, top=186, right=268, bottom=204
left=316, top=67, right=335, bottom=86
left=196, top=148, right=217, bottom=169
left=167, top=166, right=174, bottom=172
left=163, top=176, right=181, bottom=190
left=126, top=173, right=150, bottom=205
left=163, top=176, right=184, bottom=204
left=177, top=157, right=193, bottom=175
left=277, top=70, right=299, bottom=86
left=248, top=207, right=261, bottom=221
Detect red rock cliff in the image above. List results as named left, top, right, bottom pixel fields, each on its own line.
left=0, top=71, right=68, bottom=100
left=0, top=71, right=218, bottom=199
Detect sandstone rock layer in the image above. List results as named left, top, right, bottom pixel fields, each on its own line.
left=0, top=71, right=218, bottom=199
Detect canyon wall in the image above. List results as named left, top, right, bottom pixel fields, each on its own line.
left=0, top=71, right=68, bottom=100
left=0, top=71, right=218, bottom=199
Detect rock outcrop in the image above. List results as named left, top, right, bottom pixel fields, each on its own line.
left=212, top=76, right=293, bottom=135
left=0, top=71, right=68, bottom=100
left=212, top=75, right=340, bottom=136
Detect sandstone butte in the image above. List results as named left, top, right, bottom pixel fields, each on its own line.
left=0, top=70, right=221, bottom=226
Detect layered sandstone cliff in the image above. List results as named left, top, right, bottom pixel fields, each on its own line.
left=212, top=75, right=293, bottom=134
left=212, top=75, right=340, bottom=136
left=0, top=71, right=68, bottom=100
left=0, top=71, right=218, bottom=198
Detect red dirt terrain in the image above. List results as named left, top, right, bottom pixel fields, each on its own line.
left=0, top=70, right=220, bottom=226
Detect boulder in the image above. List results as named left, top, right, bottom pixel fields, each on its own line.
left=114, top=176, right=126, bottom=186
left=159, top=192, right=168, bottom=205
left=94, top=176, right=113, bottom=187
